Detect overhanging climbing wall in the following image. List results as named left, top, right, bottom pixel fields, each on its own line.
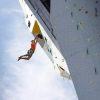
left=50, top=0, right=100, bottom=100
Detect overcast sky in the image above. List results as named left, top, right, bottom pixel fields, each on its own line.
left=0, top=0, right=78, bottom=100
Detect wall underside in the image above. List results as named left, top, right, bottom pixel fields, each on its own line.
left=50, top=0, right=100, bottom=100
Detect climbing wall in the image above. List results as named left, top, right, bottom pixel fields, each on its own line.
left=50, top=0, right=100, bottom=100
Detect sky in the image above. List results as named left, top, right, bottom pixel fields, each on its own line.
left=0, top=0, right=78, bottom=100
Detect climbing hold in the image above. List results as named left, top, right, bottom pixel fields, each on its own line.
left=79, top=8, right=82, bottom=11
left=95, top=8, right=98, bottom=17
left=71, top=12, right=73, bottom=17
left=28, top=21, right=31, bottom=27
left=96, top=1, right=99, bottom=3
left=94, top=67, right=97, bottom=74
left=32, top=20, right=42, bottom=34
left=77, top=24, right=79, bottom=30
left=86, top=48, right=89, bottom=55
left=85, top=11, right=88, bottom=14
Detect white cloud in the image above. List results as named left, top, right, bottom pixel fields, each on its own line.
left=0, top=8, right=22, bottom=15
left=1, top=5, right=78, bottom=100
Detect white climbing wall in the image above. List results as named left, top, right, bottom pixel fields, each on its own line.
left=50, top=0, right=100, bottom=100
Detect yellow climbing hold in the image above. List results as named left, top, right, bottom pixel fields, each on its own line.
left=32, top=20, right=41, bottom=35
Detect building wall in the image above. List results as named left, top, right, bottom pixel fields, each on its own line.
left=50, top=0, right=100, bottom=100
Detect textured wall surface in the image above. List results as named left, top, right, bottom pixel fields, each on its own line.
left=26, top=0, right=100, bottom=99
left=50, top=0, right=100, bottom=100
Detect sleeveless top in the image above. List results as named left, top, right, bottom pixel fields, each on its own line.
left=31, top=42, right=36, bottom=50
